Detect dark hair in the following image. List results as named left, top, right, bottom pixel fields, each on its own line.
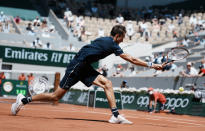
left=110, top=25, right=126, bottom=37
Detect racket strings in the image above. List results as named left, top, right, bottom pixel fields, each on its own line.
left=168, top=48, right=189, bottom=60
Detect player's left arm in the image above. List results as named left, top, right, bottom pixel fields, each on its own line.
left=120, top=53, right=162, bottom=70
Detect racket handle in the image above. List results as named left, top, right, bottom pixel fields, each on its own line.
left=162, top=60, right=174, bottom=71
left=164, top=59, right=174, bottom=65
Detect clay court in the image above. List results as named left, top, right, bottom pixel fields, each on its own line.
left=1, top=98, right=205, bottom=131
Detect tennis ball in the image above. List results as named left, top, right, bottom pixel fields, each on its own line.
left=179, top=87, right=184, bottom=92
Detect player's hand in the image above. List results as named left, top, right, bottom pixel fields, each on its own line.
left=151, top=64, right=163, bottom=70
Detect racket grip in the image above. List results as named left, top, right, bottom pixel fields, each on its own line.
left=162, top=60, right=174, bottom=71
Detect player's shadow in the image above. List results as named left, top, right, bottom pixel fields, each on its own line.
left=16, top=115, right=108, bottom=123
left=55, top=117, right=108, bottom=123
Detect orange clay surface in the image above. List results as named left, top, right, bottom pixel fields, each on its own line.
left=1, top=98, right=205, bottom=131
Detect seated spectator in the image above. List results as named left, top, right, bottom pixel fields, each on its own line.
left=161, top=53, right=167, bottom=63
left=120, top=80, right=129, bottom=88
left=181, top=37, right=190, bottom=47
left=168, top=20, right=175, bottom=31
left=73, top=23, right=83, bottom=41
left=180, top=62, right=198, bottom=77
left=153, top=54, right=161, bottom=64
left=198, top=66, right=205, bottom=76
left=139, top=20, right=149, bottom=38
left=41, top=18, right=47, bottom=29
left=18, top=73, right=26, bottom=81
left=189, top=15, right=197, bottom=27
left=98, top=28, right=104, bottom=37
left=177, top=13, right=183, bottom=25
left=33, top=37, right=43, bottom=48
left=33, top=16, right=41, bottom=27
left=200, top=36, right=205, bottom=46
left=14, top=16, right=21, bottom=24
left=26, top=23, right=35, bottom=35
left=91, top=3, right=98, bottom=16
left=2, top=20, right=10, bottom=33
left=193, top=33, right=201, bottom=45
left=126, top=21, right=134, bottom=40
left=0, top=11, right=6, bottom=23
left=198, top=59, right=205, bottom=76
left=27, top=73, right=34, bottom=85
left=116, top=14, right=124, bottom=25
left=66, top=43, right=76, bottom=52
left=64, top=8, right=74, bottom=28
left=30, top=41, right=37, bottom=48
left=152, top=21, right=160, bottom=38
left=199, top=59, right=205, bottom=68
left=0, top=72, right=6, bottom=86
left=43, top=42, right=52, bottom=50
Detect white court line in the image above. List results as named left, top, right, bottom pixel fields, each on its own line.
left=52, top=106, right=205, bottom=124
left=125, top=110, right=205, bottom=123
left=22, top=106, right=205, bottom=128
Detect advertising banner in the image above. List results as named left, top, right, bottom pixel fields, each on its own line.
left=94, top=91, right=122, bottom=109
left=0, top=45, right=99, bottom=68
left=0, top=45, right=76, bottom=67
left=0, top=79, right=28, bottom=96
left=121, top=92, right=137, bottom=110
left=135, top=94, right=192, bottom=112
left=59, top=89, right=205, bottom=117
left=60, top=90, right=89, bottom=106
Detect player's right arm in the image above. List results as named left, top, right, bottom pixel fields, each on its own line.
left=119, top=53, right=162, bottom=70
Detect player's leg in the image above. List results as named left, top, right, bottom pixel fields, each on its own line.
left=93, top=75, right=117, bottom=109
left=11, top=62, right=80, bottom=115
left=80, top=64, right=132, bottom=124
left=92, top=75, right=132, bottom=124
left=27, top=87, right=67, bottom=102
left=11, top=87, right=67, bottom=115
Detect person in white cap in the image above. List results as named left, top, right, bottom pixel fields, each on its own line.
left=148, top=87, right=175, bottom=114
left=180, top=62, right=198, bottom=77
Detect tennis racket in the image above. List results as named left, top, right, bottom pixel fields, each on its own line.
left=160, top=47, right=189, bottom=70
left=165, top=47, right=189, bottom=63
left=28, top=76, right=49, bottom=96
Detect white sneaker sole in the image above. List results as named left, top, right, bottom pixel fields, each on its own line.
left=11, top=94, right=24, bottom=115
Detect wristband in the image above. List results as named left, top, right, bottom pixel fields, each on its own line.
left=147, top=62, right=153, bottom=68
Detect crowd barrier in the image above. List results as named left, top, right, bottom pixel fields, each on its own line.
left=60, top=88, right=205, bottom=117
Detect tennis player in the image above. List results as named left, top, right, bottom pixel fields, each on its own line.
left=148, top=87, right=174, bottom=113
left=11, top=25, right=162, bottom=124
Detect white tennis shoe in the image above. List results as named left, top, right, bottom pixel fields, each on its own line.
left=108, top=115, right=133, bottom=124
left=11, top=94, right=25, bottom=115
